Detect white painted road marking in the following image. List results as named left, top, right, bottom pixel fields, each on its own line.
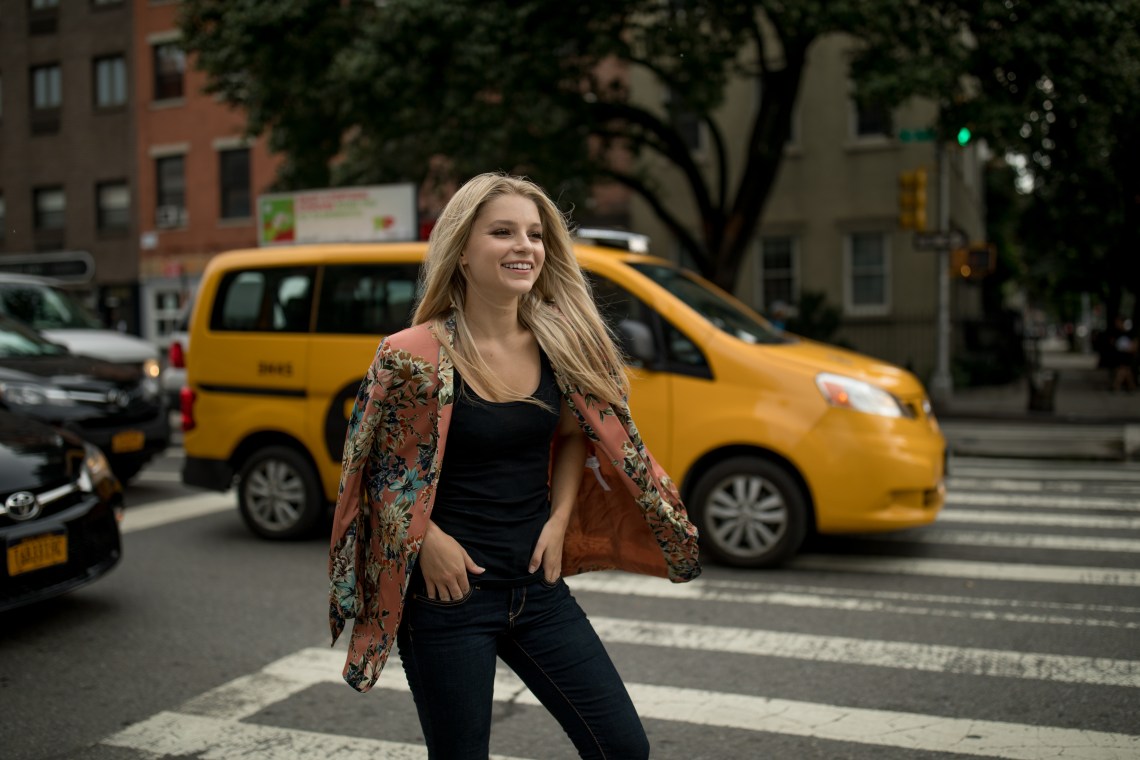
left=875, top=529, right=1140, bottom=553
left=120, top=492, right=234, bottom=534
left=102, top=646, right=1140, bottom=760
left=587, top=617, right=1140, bottom=687
left=790, top=554, right=1140, bottom=586
left=566, top=573, right=1140, bottom=629
left=939, top=509, right=1140, bottom=530
left=947, top=492, right=1140, bottom=511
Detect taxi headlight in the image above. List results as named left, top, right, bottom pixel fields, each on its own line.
left=815, top=372, right=908, bottom=418
left=0, top=381, right=76, bottom=407
left=78, top=442, right=115, bottom=492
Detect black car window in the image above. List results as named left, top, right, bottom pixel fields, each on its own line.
left=587, top=272, right=710, bottom=377
left=0, top=315, right=70, bottom=357
left=314, top=264, right=420, bottom=336
left=628, top=262, right=788, bottom=345
left=211, top=267, right=316, bottom=333
left=0, top=284, right=104, bottom=330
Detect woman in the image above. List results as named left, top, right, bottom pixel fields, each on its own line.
left=328, top=172, right=701, bottom=759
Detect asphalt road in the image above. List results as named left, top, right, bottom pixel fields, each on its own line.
left=2, top=450, right=1139, bottom=759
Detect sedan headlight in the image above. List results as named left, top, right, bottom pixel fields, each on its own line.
left=815, top=372, right=910, bottom=418
left=0, top=381, right=76, bottom=407
left=78, top=442, right=115, bottom=492
left=143, top=358, right=161, bottom=379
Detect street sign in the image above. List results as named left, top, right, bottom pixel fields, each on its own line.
left=912, top=230, right=967, bottom=251
left=898, top=127, right=936, bottom=143
left=0, top=250, right=94, bottom=283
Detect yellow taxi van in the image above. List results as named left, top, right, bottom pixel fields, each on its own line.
left=181, top=242, right=945, bottom=567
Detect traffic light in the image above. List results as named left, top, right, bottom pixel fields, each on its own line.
left=957, top=126, right=972, bottom=147
left=951, top=243, right=996, bottom=280
left=898, top=169, right=928, bottom=230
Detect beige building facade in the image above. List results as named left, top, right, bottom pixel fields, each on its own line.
left=628, top=35, right=986, bottom=382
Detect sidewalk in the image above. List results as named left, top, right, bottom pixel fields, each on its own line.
left=934, top=344, right=1140, bottom=461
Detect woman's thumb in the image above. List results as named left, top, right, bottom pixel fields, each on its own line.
left=464, top=551, right=485, bottom=574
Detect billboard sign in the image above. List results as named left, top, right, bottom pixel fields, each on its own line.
left=258, top=184, right=417, bottom=246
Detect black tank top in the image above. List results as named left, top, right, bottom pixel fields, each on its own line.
left=429, top=351, right=561, bottom=583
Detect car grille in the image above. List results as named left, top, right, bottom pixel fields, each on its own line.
left=0, top=499, right=120, bottom=594
left=0, top=480, right=88, bottom=528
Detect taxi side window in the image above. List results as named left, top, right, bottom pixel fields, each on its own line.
left=211, top=267, right=316, bottom=333
left=315, top=264, right=420, bottom=335
left=587, top=273, right=711, bottom=377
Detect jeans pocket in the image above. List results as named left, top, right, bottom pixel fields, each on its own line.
left=413, top=585, right=475, bottom=607
left=539, top=575, right=561, bottom=589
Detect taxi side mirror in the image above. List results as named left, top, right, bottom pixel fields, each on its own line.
left=618, top=319, right=656, bottom=367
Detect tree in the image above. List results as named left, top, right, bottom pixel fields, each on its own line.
left=180, top=0, right=961, bottom=291
left=851, top=0, right=1140, bottom=325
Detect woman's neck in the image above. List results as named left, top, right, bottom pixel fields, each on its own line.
left=463, top=299, right=525, bottom=342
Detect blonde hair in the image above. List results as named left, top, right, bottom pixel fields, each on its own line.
left=413, top=172, right=629, bottom=407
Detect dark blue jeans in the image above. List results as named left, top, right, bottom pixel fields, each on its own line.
left=396, top=576, right=649, bottom=760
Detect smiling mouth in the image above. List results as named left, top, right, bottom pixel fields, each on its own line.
left=502, top=262, right=534, bottom=271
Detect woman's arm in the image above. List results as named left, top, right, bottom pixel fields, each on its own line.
left=529, top=401, right=587, bottom=581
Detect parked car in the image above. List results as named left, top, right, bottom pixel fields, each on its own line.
left=0, top=273, right=162, bottom=384
left=0, top=314, right=169, bottom=482
left=181, top=242, right=945, bottom=566
left=161, top=302, right=192, bottom=408
left=0, top=408, right=123, bottom=613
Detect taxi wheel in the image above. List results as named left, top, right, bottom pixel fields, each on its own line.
left=238, top=446, right=323, bottom=540
left=690, top=457, right=807, bottom=568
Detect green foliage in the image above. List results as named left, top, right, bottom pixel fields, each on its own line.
left=852, top=0, right=1140, bottom=324
left=786, top=291, right=847, bottom=345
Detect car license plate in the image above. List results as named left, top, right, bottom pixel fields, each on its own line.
left=7, top=532, right=68, bottom=576
left=111, top=429, right=145, bottom=453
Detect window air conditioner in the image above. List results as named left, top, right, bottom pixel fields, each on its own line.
left=155, top=205, right=187, bottom=229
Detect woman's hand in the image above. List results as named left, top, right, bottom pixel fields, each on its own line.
left=529, top=516, right=568, bottom=584
left=418, top=520, right=483, bottom=600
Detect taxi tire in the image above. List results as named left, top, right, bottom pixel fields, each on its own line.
left=237, top=446, right=323, bottom=540
left=689, top=457, right=807, bottom=568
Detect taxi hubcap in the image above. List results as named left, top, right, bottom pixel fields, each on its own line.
left=707, top=474, right=787, bottom=556
left=246, top=460, right=305, bottom=529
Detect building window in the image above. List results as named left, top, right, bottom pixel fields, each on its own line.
left=152, top=43, right=185, bottom=101
left=854, top=98, right=892, bottom=139
left=759, top=236, right=797, bottom=312
left=155, top=155, right=186, bottom=228
left=96, top=181, right=130, bottom=231
left=845, top=232, right=890, bottom=315
left=0, top=74, right=4, bottom=121
left=666, top=87, right=703, bottom=152
left=219, top=148, right=251, bottom=219
left=29, top=0, right=60, bottom=35
left=33, top=187, right=65, bottom=231
left=92, top=0, right=124, bottom=7
left=31, top=63, right=62, bottom=108
left=94, top=55, right=127, bottom=108
left=0, top=194, right=6, bottom=244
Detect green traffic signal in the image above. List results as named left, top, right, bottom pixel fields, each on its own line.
left=957, top=126, right=972, bottom=146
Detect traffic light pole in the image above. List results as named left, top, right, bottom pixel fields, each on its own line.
left=929, top=141, right=954, bottom=404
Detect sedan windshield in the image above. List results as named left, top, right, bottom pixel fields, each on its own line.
left=0, top=316, right=71, bottom=358
left=628, top=262, right=788, bottom=345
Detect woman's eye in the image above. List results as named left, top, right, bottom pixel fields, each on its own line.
left=529, top=232, right=543, bottom=240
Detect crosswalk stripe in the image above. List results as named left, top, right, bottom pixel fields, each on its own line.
left=949, top=476, right=1140, bottom=496
left=875, top=529, right=1140, bottom=553
left=102, top=711, right=530, bottom=760
left=947, top=492, right=1140, bottom=511
left=949, top=461, right=1140, bottom=482
left=588, top=617, right=1140, bottom=687
left=565, top=573, right=1140, bottom=629
left=939, top=508, right=1140, bottom=529
left=120, top=492, right=233, bottom=533
left=790, top=554, right=1140, bottom=586
left=103, top=647, right=1140, bottom=760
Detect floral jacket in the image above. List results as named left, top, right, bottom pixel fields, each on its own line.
left=328, top=315, right=701, bottom=693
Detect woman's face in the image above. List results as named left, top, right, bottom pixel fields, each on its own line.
left=461, top=194, right=545, bottom=304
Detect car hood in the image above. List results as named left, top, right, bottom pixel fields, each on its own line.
left=40, top=328, right=158, bottom=363
left=757, top=335, right=927, bottom=397
left=0, top=410, right=79, bottom=492
left=0, top=354, right=140, bottom=387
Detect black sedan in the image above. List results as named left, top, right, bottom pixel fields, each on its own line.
left=0, top=314, right=169, bottom=482
left=0, top=409, right=123, bottom=612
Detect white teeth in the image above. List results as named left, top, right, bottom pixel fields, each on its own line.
left=503, top=263, right=532, bottom=270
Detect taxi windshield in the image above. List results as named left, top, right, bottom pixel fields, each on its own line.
left=627, top=262, right=789, bottom=345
